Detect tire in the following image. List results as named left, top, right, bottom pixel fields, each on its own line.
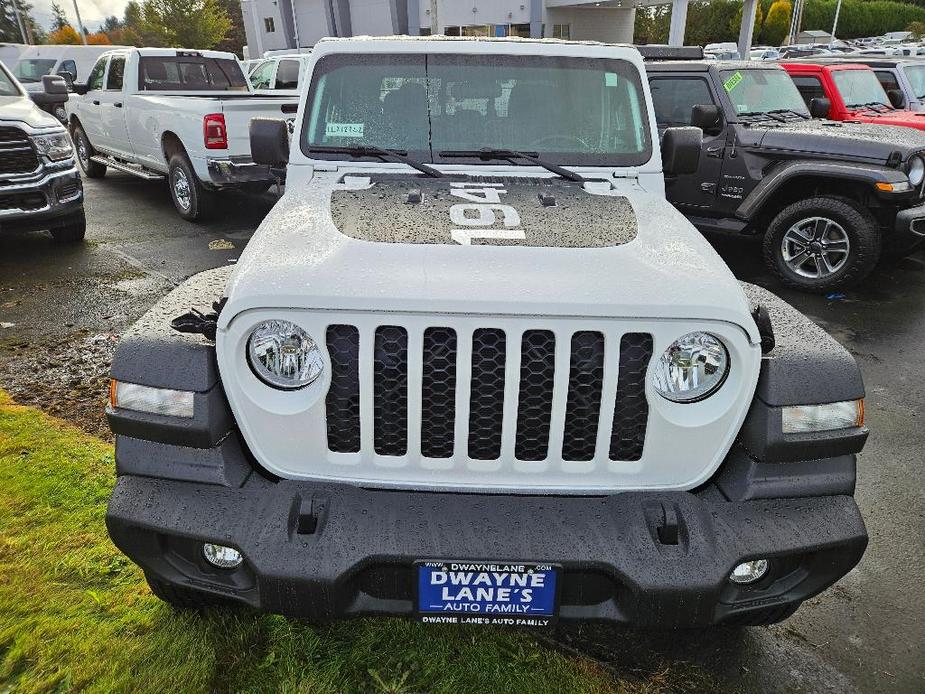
left=168, top=153, right=216, bottom=222
left=723, top=602, right=801, bottom=627
left=72, top=124, right=106, bottom=178
left=763, top=196, right=881, bottom=292
left=145, top=575, right=229, bottom=610
left=49, top=210, right=86, bottom=242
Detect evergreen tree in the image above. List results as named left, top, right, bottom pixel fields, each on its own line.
left=51, top=2, right=69, bottom=31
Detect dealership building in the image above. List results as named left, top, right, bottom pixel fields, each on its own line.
left=240, top=0, right=639, bottom=58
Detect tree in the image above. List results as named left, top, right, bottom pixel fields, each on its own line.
left=87, top=31, right=112, bottom=45
left=763, top=0, right=792, bottom=45
left=141, top=0, right=231, bottom=49
left=0, top=0, right=44, bottom=43
left=732, top=0, right=765, bottom=42
left=50, top=1, right=69, bottom=31
left=48, top=24, right=82, bottom=44
left=909, top=20, right=925, bottom=39
left=213, top=0, right=247, bottom=56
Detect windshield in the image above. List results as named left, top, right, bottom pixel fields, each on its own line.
left=720, top=69, right=810, bottom=116
left=13, top=59, right=56, bottom=83
left=832, top=69, right=890, bottom=108
left=303, top=53, right=652, bottom=166
left=0, top=63, right=20, bottom=96
left=905, top=64, right=925, bottom=99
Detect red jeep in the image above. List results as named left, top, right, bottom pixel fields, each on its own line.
left=782, top=62, right=925, bottom=131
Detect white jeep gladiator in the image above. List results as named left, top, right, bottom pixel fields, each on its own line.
left=105, top=37, right=869, bottom=628
left=65, top=48, right=298, bottom=221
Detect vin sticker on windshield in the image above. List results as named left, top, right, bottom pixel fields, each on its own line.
left=325, top=122, right=365, bottom=138
left=723, top=72, right=743, bottom=92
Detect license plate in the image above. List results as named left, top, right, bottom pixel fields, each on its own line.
left=416, top=560, right=558, bottom=626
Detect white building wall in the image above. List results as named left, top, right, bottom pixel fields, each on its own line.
left=544, top=7, right=636, bottom=43
left=418, top=0, right=532, bottom=34
left=246, top=0, right=292, bottom=53
left=294, top=0, right=333, bottom=46
left=350, top=0, right=396, bottom=35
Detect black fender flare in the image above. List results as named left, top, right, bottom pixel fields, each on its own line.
left=736, top=159, right=908, bottom=220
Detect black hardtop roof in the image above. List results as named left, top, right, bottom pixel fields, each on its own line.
left=646, top=60, right=785, bottom=73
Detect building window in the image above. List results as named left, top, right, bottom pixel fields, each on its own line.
left=552, top=24, right=570, bottom=40
left=509, top=23, right=530, bottom=38
left=264, top=17, right=275, bottom=33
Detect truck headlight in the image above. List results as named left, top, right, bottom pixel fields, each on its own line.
left=652, top=332, right=729, bottom=403
left=30, top=132, right=73, bottom=162
left=909, top=155, right=925, bottom=186
left=247, top=320, right=324, bottom=389
left=782, top=400, right=864, bottom=433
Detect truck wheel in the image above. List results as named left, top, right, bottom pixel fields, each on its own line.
left=168, top=154, right=216, bottom=222
left=145, top=575, right=230, bottom=610
left=49, top=210, right=87, bottom=242
left=764, top=196, right=880, bottom=292
left=72, top=125, right=106, bottom=178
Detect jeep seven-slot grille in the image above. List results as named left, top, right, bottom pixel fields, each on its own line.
left=325, top=324, right=653, bottom=462
left=0, top=127, right=39, bottom=175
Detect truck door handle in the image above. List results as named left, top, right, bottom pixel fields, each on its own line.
left=114, top=102, right=122, bottom=108
left=92, top=99, right=100, bottom=106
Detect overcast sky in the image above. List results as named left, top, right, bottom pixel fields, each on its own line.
left=30, top=0, right=131, bottom=32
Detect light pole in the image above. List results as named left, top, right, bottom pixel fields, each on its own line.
left=830, top=0, right=843, bottom=48
left=11, top=0, right=30, bottom=43
left=71, top=0, right=88, bottom=45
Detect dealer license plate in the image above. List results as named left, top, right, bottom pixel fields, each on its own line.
left=417, top=560, right=558, bottom=626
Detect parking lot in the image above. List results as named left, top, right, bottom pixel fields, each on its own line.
left=0, top=173, right=922, bottom=692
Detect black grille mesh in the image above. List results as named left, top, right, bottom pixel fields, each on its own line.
left=325, top=325, right=360, bottom=453
left=610, top=333, right=653, bottom=461
left=420, top=327, right=457, bottom=458
left=0, top=192, right=45, bottom=211
left=373, top=326, right=409, bottom=456
left=514, top=330, right=556, bottom=461
left=0, top=127, right=38, bottom=174
left=468, top=328, right=506, bottom=460
left=562, top=331, right=606, bottom=461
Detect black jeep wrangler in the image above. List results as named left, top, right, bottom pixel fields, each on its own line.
left=646, top=59, right=925, bottom=291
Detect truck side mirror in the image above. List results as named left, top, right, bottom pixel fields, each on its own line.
left=42, top=74, right=69, bottom=96
left=71, top=82, right=89, bottom=96
left=661, top=126, right=702, bottom=176
left=250, top=118, right=290, bottom=167
left=887, top=89, right=906, bottom=109
left=809, top=97, right=831, bottom=118
left=690, top=104, right=721, bottom=134
left=30, top=75, right=69, bottom=106
left=56, top=70, right=75, bottom=88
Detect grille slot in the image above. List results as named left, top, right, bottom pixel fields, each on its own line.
left=420, top=327, right=457, bottom=458
left=514, top=330, right=556, bottom=461
left=373, top=326, right=409, bottom=456
left=609, top=333, right=653, bottom=461
left=325, top=325, right=360, bottom=453
left=0, top=192, right=45, bottom=211
left=562, top=331, right=605, bottom=461
left=468, top=328, right=507, bottom=460
left=0, top=127, right=39, bottom=175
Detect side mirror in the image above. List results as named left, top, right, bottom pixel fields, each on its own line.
left=661, top=126, right=702, bottom=176
left=690, top=104, right=721, bottom=134
left=809, top=97, right=831, bottom=118
left=250, top=117, right=290, bottom=167
left=56, top=70, right=75, bottom=88
left=72, top=82, right=89, bottom=96
left=887, top=89, right=906, bottom=109
left=30, top=75, right=69, bottom=106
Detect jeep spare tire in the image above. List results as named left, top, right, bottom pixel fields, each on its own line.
left=764, top=196, right=880, bottom=292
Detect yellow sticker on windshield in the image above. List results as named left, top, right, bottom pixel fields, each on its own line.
left=723, top=72, right=743, bottom=92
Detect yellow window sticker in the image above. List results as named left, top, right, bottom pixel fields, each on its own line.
left=723, top=72, right=743, bottom=92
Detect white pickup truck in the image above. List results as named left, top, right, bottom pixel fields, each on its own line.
left=65, top=47, right=298, bottom=220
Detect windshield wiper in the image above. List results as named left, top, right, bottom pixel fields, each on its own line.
left=438, top=148, right=585, bottom=182
left=307, top=144, right=443, bottom=178
left=847, top=101, right=892, bottom=113
left=736, top=111, right=780, bottom=123
left=767, top=108, right=810, bottom=119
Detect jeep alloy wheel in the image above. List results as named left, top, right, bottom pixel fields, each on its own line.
left=781, top=216, right=851, bottom=279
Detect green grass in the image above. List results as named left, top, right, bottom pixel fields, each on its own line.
left=0, top=391, right=632, bottom=694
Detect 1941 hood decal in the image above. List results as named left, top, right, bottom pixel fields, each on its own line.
left=330, top=176, right=637, bottom=248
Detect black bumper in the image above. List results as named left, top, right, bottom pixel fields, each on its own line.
left=894, top=203, right=925, bottom=252
left=107, top=474, right=867, bottom=627
left=0, top=167, right=83, bottom=233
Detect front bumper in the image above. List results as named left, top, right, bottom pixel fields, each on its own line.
left=206, top=156, right=274, bottom=186
left=0, top=165, right=83, bottom=232
left=107, top=474, right=867, bottom=627
left=895, top=203, right=925, bottom=246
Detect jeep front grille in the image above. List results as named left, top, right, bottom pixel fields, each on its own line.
left=325, top=323, right=652, bottom=463
left=0, top=127, right=39, bottom=175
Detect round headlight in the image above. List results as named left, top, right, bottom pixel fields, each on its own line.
left=652, top=332, right=730, bottom=403
left=247, top=320, right=323, bottom=389
left=909, top=156, right=925, bottom=186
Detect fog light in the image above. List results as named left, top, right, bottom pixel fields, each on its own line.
left=203, top=543, right=243, bottom=569
left=729, top=559, right=769, bottom=585
left=110, top=380, right=195, bottom=418
left=782, top=399, right=863, bottom=434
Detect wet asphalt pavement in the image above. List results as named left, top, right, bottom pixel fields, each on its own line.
left=0, top=173, right=923, bottom=693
